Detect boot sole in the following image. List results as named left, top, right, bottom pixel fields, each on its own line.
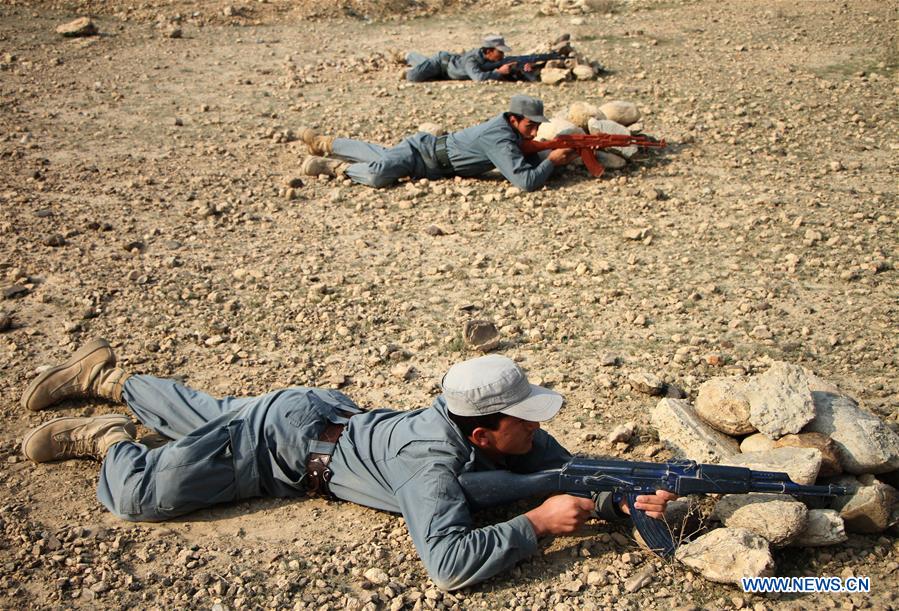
left=21, top=339, right=114, bottom=411
left=21, top=414, right=133, bottom=463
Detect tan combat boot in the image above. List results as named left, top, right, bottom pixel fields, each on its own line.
left=300, top=156, right=348, bottom=178
left=22, top=414, right=136, bottom=463
left=21, top=339, right=132, bottom=411
left=297, top=126, right=334, bottom=156
left=385, top=48, right=406, bottom=64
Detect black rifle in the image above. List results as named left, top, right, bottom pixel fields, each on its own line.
left=482, top=51, right=567, bottom=71
left=458, top=457, right=847, bottom=557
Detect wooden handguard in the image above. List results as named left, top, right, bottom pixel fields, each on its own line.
left=520, top=133, right=667, bottom=177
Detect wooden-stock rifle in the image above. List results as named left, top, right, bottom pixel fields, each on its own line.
left=520, top=132, right=667, bottom=177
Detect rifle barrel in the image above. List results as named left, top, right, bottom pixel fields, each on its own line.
left=483, top=52, right=565, bottom=71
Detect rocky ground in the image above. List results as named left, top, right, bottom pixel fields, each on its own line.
left=1, top=0, right=897, bottom=608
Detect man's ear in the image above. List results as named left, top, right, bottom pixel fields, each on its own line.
left=468, top=427, right=492, bottom=449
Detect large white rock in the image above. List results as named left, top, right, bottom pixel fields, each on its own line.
left=565, top=101, right=604, bottom=131
left=740, top=433, right=775, bottom=453
left=789, top=509, right=848, bottom=547
left=712, top=494, right=808, bottom=547
left=651, top=398, right=740, bottom=463
left=572, top=64, right=596, bottom=80
left=536, top=117, right=583, bottom=141
left=587, top=118, right=638, bottom=158
left=675, top=528, right=774, bottom=585
left=695, top=376, right=755, bottom=435
left=721, top=447, right=822, bottom=486
left=804, top=391, right=899, bottom=474
left=745, top=361, right=815, bottom=439
left=598, top=100, right=641, bottom=126
left=831, top=474, right=898, bottom=533
left=540, top=67, right=571, bottom=85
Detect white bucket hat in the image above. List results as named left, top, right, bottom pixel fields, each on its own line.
left=441, top=355, right=564, bottom=422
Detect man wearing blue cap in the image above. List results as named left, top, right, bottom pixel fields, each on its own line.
left=403, top=34, right=537, bottom=82
left=297, top=94, right=578, bottom=191
left=21, top=342, right=675, bottom=590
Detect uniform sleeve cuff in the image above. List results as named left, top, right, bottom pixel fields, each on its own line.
left=594, top=492, right=628, bottom=521
left=509, top=514, right=540, bottom=550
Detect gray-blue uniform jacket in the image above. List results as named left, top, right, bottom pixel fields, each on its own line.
left=449, top=48, right=504, bottom=81
left=406, top=48, right=504, bottom=82
left=332, top=112, right=555, bottom=191
left=97, top=375, right=621, bottom=591
left=329, top=398, right=570, bottom=590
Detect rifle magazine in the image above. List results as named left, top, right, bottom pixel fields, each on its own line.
left=626, top=493, right=676, bottom=558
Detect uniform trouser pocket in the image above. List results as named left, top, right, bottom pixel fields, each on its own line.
left=99, top=423, right=245, bottom=522
left=154, top=423, right=242, bottom=515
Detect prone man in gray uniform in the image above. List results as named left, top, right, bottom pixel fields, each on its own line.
left=21, top=340, right=676, bottom=590
left=403, top=34, right=536, bottom=83
left=297, top=94, right=577, bottom=192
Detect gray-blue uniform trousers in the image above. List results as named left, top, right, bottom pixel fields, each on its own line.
left=98, top=375, right=623, bottom=590
left=331, top=112, right=555, bottom=192
left=406, top=48, right=503, bottom=82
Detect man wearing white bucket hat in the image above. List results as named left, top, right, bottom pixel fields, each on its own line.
left=21, top=342, right=675, bottom=591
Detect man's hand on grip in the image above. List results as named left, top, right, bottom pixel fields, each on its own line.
left=525, top=494, right=595, bottom=537
left=618, top=490, right=679, bottom=520
left=547, top=148, right=577, bottom=166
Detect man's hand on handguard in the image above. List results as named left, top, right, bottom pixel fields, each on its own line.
left=617, top=490, right=679, bottom=520
left=524, top=494, right=595, bottom=537
left=547, top=148, right=578, bottom=166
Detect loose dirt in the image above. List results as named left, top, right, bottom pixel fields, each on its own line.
left=1, top=0, right=896, bottom=608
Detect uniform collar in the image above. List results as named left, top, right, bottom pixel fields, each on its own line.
left=431, top=396, right=510, bottom=470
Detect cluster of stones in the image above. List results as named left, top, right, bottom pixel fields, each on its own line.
left=537, top=0, right=610, bottom=17
left=535, top=100, right=646, bottom=172
left=537, top=45, right=605, bottom=84
left=649, top=361, right=899, bottom=584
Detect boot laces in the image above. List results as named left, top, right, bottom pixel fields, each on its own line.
left=56, top=435, right=101, bottom=459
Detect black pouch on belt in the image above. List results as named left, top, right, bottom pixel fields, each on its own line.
left=304, top=409, right=360, bottom=497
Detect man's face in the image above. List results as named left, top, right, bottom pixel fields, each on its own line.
left=479, top=415, right=541, bottom=455
left=509, top=115, right=541, bottom=140
left=484, top=47, right=504, bottom=62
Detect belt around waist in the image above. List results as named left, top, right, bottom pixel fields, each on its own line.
left=435, top=135, right=453, bottom=171
left=305, top=409, right=360, bottom=498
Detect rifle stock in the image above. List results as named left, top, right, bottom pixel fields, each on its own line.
left=457, top=457, right=847, bottom=557
left=520, top=133, right=667, bottom=177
